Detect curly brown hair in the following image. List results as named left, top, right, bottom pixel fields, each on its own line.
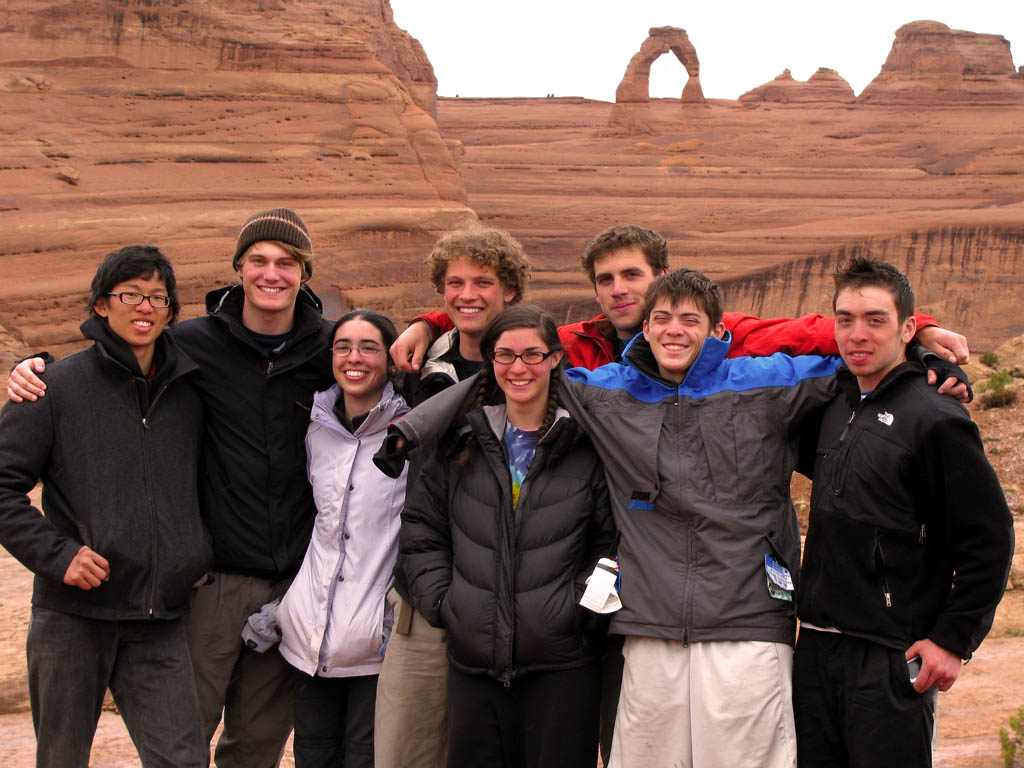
left=426, top=229, right=531, bottom=302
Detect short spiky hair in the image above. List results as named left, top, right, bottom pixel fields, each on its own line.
left=833, top=257, right=914, bottom=322
left=581, top=224, right=669, bottom=284
left=88, top=245, right=180, bottom=324
left=642, top=268, right=724, bottom=328
left=426, top=229, right=531, bottom=302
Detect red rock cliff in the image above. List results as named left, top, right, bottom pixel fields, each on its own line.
left=860, top=21, right=1024, bottom=104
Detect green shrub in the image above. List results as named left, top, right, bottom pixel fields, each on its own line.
left=990, top=371, right=1014, bottom=390
left=981, top=351, right=1000, bottom=368
left=981, top=388, right=1018, bottom=410
left=1000, top=704, right=1024, bottom=767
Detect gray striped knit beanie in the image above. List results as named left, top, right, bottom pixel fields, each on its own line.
left=233, top=208, right=314, bottom=278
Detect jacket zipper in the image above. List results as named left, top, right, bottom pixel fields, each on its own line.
left=141, top=380, right=168, bottom=617
left=497, top=424, right=551, bottom=686
left=873, top=532, right=892, bottom=608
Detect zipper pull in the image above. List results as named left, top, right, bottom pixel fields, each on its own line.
left=838, top=409, right=856, bottom=442
left=884, top=592, right=892, bottom=608
left=267, top=360, right=274, bottom=374
left=919, top=524, right=926, bottom=544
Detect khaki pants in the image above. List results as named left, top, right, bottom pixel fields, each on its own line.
left=610, top=637, right=796, bottom=768
left=373, top=589, right=449, bottom=768
left=185, top=572, right=295, bottom=768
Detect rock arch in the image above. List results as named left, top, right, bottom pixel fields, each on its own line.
left=614, top=26, right=705, bottom=104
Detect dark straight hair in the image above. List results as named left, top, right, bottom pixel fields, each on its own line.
left=88, top=245, right=180, bottom=323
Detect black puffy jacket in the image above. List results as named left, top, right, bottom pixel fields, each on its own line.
left=400, top=404, right=615, bottom=685
left=172, top=284, right=334, bottom=579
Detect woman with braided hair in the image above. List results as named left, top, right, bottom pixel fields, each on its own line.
left=400, top=304, right=615, bottom=768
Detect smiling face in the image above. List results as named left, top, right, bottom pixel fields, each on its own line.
left=834, top=285, right=917, bottom=392
left=93, top=272, right=171, bottom=370
left=332, top=318, right=390, bottom=417
left=643, top=297, right=724, bottom=384
left=593, top=245, right=663, bottom=339
left=238, top=241, right=305, bottom=333
left=492, top=327, right=563, bottom=423
left=443, top=258, right=517, bottom=353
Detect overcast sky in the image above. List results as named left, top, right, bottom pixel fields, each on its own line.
left=389, top=1, right=1024, bottom=101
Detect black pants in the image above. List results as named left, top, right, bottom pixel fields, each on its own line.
left=599, top=635, right=625, bottom=767
left=27, top=607, right=206, bottom=768
left=291, top=670, right=377, bottom=768
left=447, top=662, right=601, bottom=768
left=793, top=629, right=937, bottom=768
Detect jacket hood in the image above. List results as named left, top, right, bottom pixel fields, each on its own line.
left=79, top=315, right=194, bottom=386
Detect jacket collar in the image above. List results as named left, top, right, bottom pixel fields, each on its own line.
left=623, top=330, right=732, bottom=389
left=837, top=359, right=924, bottom=408
left=80, top=315, right=196, bottom=383
left=311, top=381, right=407, bottom=436
left=203, top=283, right=325, bottom=350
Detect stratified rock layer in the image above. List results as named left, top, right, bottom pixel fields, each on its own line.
left=0, top=0, right=473, bottom=357
left=740, top=68, right=855, bottom=104
left=860, top=20, right=1024, bottom=104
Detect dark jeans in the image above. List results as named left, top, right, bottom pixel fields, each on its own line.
left=27, top=606, right=206, bottom=768
left=292, top=670, right=377, bottom=768
left=793, top=629, right=937, bottom=768
left=447, top=662, right=601, bottom=768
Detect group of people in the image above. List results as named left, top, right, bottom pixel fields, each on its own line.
left=0, top=209, right=1013, bottom=768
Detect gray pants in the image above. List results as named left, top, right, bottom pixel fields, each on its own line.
left=185, top=572, right=294, bottom=768
left=27, top=606, right=206, bottom=768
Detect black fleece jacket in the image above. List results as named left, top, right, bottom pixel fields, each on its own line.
left=171, top=284, right=334, bottom=579
left=798, top=361, right=1013, bottom=659
left=0, top=317, right=212, bottom=620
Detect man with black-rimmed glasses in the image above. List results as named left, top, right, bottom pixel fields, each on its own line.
left=0, top=245, right=211, bottom=767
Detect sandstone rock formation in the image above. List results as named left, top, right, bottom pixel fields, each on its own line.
left=721, top=227, right=1024, bottom=346
left=609, top=26, right=704, bottom=134
left=739, top=68, right=855, bottom=104
left=860, top=21, right=1024, bottom=104
left=0, top=0, right=475, bottom=362
left=614, top=26, right=704, bottom=104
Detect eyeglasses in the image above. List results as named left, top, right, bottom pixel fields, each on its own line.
left=107, top=292, right=171, bottom=308
left=333, top=343, right=384, bottom=358
left=491, top=348, right=556, bottom=365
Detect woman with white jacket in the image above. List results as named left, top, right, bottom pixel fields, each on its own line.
left=278, top=309, right=408, bottom=768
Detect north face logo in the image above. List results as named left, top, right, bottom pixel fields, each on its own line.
left=876, top=411, right=894, bottom=426
left=628, top=490, right=654, bottom=511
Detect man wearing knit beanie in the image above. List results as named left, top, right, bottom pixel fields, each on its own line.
left=5, top=206, right=335, bottom=767
left=178, top=207, right=333, bottom=766
left=232, top=207, right=314, bottom=278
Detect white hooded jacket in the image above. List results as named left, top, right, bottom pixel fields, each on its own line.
left=278, top=381, right=409, bottom=677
